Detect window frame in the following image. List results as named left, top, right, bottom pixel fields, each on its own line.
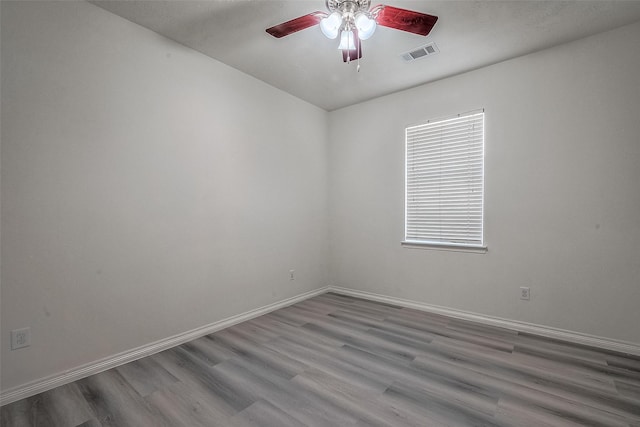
left=402, top=110, right=487, bottom=253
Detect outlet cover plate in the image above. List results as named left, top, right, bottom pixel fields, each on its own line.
left=11, top=327, right=31, bottom=350
left=520, top=287, right=531, bottom=301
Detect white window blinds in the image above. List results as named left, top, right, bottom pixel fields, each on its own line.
left=405, top=111, right=485, bottom=247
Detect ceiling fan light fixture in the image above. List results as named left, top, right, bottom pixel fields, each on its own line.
left=320, top=11, right=342, bottom=39
left=338, top=30, right=356, bottom=50
left=355, top=12, right=376, bottom=40
left=266, top=1, right=439, bottom=65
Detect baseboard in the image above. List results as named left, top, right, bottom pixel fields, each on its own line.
left=5, top=284, right=639, bottom=406
left=328, top=286, right=640, bottom=357
left=0, top=286, right=329, bottom=407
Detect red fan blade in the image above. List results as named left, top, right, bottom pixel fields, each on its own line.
left=342, top=31, right=363, bottom=62
left=342, top=47, right=363, bottom=62
left=374, top=5, right=438, bottom=36
left=266, top=12, right=326, bottom=38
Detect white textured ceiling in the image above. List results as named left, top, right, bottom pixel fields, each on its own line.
left=91, top=1, right=640, bottom=111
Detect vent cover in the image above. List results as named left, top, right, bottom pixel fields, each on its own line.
left=402, top=42, right=439, bottom=62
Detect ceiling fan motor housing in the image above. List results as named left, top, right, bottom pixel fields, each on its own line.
left=326, top=0, right=372, bottom=15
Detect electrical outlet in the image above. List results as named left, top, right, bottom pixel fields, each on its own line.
left=520, top=287, right=531, bottom=301
left=289, top=270, right=295, bottom=281
left=11, top=327, right=31, bottom=350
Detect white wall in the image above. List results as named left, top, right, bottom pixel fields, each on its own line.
left=328, top=21, right=640, bottom=344
left=1, top=1, right=328, bottom=391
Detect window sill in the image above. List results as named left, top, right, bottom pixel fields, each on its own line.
left=401, top=241, right=488, bottom=254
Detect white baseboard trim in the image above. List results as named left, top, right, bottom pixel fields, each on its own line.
left=4, top=284, right=639, bottom=406
left=328, top=286, right=640, bottom=357
left=0, top=286, right=329, bottom=407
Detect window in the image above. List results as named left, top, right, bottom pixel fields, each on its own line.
left=404, top=111, right=485, bottom=250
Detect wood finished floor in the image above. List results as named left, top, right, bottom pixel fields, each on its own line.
left=3, top=292, right=640, bottom=426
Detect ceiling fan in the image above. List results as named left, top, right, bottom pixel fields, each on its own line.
left=266, top=0, right=438, bottom=63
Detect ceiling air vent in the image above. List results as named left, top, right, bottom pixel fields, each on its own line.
left=402, top=42, right=439, bottom=62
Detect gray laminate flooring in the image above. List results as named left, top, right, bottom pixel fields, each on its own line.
left=2, top=292, right=640, bottom=426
